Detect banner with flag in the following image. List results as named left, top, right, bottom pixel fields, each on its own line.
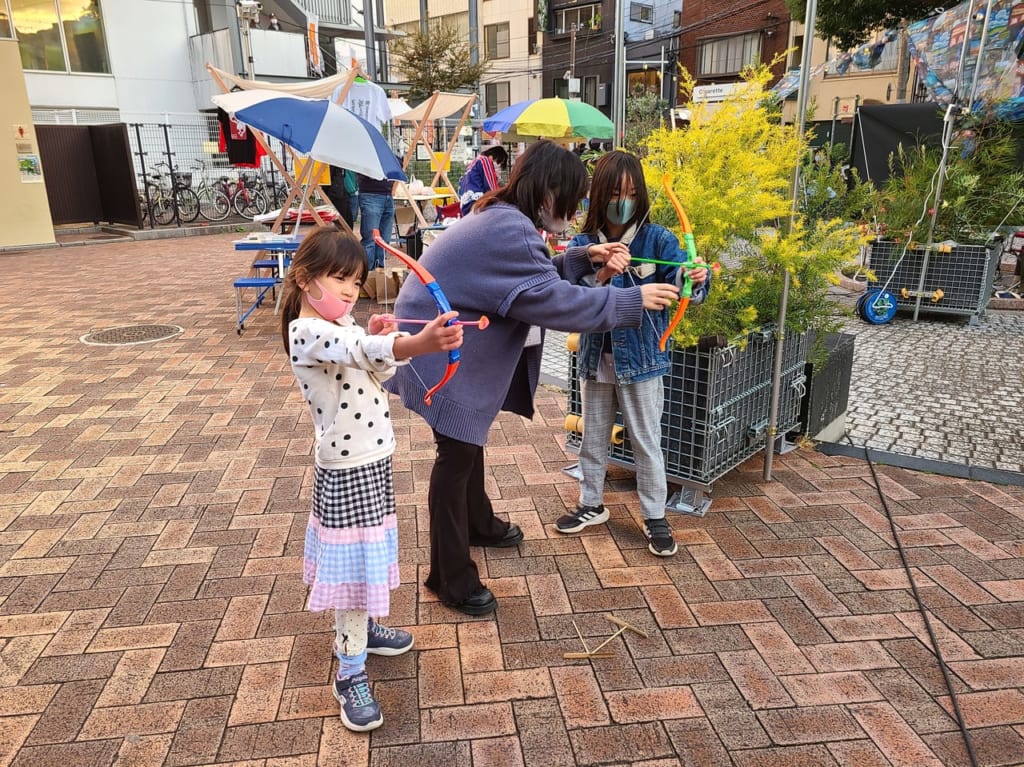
left=306, top=13, right=322, bottom=76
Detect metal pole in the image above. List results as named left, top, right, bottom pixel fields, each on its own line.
left=363, top=0, right=377, bottom=80
left=967, top=0, right=996, bottom=108
left=914, top=1, right=988, bottom=320
left=419, top=0, right=428, bottom=34
left=764, top=0, right=816, bottom=481
left=829, top=96, right=839, bottom=153
left=612, top=0, right=626, bottom=148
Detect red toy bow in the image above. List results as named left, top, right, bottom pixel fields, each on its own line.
left=373, top=230, right=459, bottom=405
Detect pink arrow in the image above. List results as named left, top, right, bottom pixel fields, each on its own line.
left=391, top=316, right=490, bottom=330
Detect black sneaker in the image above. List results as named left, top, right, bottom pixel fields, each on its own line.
left=333, top=671, right=384, bottom=731
left=644, top=517, right=678, bottom=557
left=555, top=504, right=609, bottom=533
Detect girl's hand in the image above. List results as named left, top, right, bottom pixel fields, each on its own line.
left=597, top=248, right=631, bottom=282
left=588, top=241, right=629, bottom=267
left=393, top=311, right=463, bottom=359
left=687, top=259, right=710, bottom=286
left=369, top=313, right=398, bottom=335
left=640, top=283, right=680, bottom=310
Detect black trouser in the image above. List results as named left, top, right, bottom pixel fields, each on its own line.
left=424, top=431, right=509, bottom=604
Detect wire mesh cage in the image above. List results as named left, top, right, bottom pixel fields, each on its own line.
left=867, top=239, right=1000, bottom=318
left=565, top=329, right=809, bottom=487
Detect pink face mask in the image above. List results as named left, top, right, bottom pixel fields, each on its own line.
left=305, top=279, right=354, bottom=321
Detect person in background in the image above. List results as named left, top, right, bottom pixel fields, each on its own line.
left=279, top=228, right=462, bottom=732
left=325, top=165, right=358, bottom=229
left=267, top=13, right=281, bottom=30
left=555, top=150, right=710, bottom=556
left=384, top=140, right=679, bottom=616
left=458, top=145, right=508, bottom=217
left=358, top=172, right=395, bottom=270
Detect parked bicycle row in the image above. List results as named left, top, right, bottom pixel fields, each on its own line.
left=137, top=160, right=293, bottom=226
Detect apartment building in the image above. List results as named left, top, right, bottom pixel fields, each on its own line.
left=679, top=0, right=908, bottom=124
left=385, top=0, right=541, bottom=117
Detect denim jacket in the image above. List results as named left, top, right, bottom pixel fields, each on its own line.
left=568, top=223, right=710, bottom=385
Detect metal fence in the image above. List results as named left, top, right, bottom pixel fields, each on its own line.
left=127, top=116, right=297, bottom=228
left=123, top=114, right=488, bottom=229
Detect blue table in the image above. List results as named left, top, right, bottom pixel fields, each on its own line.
left=232, top=235, right=302, bottom=334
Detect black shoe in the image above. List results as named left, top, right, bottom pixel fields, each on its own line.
left=445, top=586, right=497, bottom=616
left=555, top=504, right=609, bottom=534
left=470, top=524, right=524, bottom=548
left=644, top=517, right=678, bottom=557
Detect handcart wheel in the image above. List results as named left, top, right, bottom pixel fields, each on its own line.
left=859, top=288, right=897, bottom=324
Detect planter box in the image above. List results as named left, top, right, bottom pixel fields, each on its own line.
left=565, top=329, right=809, bottom=494
left=792, top=332, right=854, bottom=443
left=867, top=240, right=1000, bottom=320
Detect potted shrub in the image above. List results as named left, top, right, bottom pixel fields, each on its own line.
left=564, top=64, right=865, bottom=510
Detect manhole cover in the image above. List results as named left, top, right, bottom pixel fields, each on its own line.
left=80, top=324, right=183, bottom=346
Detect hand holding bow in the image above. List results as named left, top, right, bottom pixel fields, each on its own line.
left=373, top=229, right=460, bottom=405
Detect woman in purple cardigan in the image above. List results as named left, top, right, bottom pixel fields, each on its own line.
left=384, top=140, right=679, bottom=615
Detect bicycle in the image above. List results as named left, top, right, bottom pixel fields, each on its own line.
left=231, top=170, right=269, bottom=219
left=144, top=162, right=200, bottom=225
left=190, top=160, right=232, bottom=222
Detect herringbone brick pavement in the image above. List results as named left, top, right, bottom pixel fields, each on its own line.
left=0, top=234, right=1022, bottom=766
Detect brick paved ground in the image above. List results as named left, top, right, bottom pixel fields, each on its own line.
left=1, top=234, right=1023, bottom=766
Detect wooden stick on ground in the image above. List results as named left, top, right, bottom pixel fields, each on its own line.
left=606, top=613, right=649, bottom=639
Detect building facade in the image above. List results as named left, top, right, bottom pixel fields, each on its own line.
left=4, top=0, right=391, bottom=122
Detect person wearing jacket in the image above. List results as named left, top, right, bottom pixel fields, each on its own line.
left=555, top=150, right=710, bottom=556
left=384, top=141, right=680, bottom=615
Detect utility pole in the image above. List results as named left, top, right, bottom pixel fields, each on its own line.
left=363, top=0, right=377, bottom=79
left=612, top=0, right=626, bottom=147
left=419, top=0, right=428, bottom=35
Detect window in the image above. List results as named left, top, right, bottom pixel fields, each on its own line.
left=12, top=0, right=110, bottom=73
left=553, top=78, right=569, bottom=98
left=485, top=22, right=509, bottom=60
left=553, top=3, right=600, bottom=34
left=672, top=10, right=681, bottom=28
left=583, top=75, right=597, bottom=106
left=697, top=32, right=761, bottom=76
left=485, top=81, right=510, bottom=114
left=629, top=3, right=652, bottom=23
left=1, top=0, right=12, bottom=38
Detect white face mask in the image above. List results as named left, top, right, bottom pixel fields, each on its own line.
left=539, top=206, right=571, bottom=236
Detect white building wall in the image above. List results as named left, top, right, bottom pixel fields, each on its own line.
left=23, top=0, right=200, bottom=120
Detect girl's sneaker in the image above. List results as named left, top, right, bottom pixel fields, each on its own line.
left=644, top=518, right=678, bottom=557
left=366, top=619, right=414, bottom=656
left=333, top=671, right=383, bottom=731
left=555, top=504, right=609, bottom=533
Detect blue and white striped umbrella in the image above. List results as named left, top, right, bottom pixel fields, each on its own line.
left=211, top=89, right=406, bottom=182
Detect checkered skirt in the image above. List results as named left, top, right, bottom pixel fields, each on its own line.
left=303, top=457, right=400, bottom=613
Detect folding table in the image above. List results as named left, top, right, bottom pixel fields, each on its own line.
left=232, top=234, right=302, bottom=334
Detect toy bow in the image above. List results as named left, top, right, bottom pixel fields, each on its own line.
left=658, top=174, right=711, bottom=352
left=373, top=230, right=459, bottom=405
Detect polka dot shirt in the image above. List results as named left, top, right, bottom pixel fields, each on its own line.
left=288, top=316, right=409, bottom=470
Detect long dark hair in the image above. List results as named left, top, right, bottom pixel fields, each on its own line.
left=280, top=227, right=368, bottom=352
left=580, top=150, right=651, bottom=234
left=476, top=140, right=588, bottom=224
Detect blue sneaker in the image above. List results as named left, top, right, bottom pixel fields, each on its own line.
left=333, top=671, right=383, bottom=731
left=366, top=619, right=414, bottom=656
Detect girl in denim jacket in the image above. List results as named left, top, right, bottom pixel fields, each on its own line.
left=556, top=150, right=710, bottom=555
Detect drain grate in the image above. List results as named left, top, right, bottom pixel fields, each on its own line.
left=81, top=324, right=183, bottom=346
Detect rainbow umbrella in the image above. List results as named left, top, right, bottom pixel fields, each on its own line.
left=483, top=97, right=613, bottom=140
